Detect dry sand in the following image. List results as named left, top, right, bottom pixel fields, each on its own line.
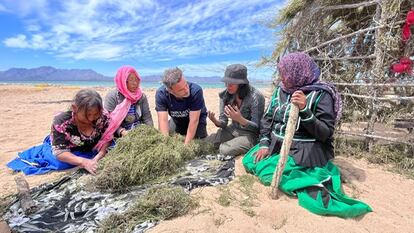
left=1, top=84, right=413, bottom=233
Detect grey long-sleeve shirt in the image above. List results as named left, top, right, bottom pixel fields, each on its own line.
left=104, top=89, right=153, bottom=136
left=217, top=86, right=265, bottom=138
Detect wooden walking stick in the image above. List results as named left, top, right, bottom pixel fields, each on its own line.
left=270, top=104, right=299, bottom=199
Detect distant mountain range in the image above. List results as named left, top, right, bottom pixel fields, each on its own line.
left=0, top=66, right=112, bottom=81
left=0, top=66, right=268, bottom=84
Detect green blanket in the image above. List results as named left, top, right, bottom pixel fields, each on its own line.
left=242, top=144, right=372, bottom=218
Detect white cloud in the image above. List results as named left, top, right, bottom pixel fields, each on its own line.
left=3, top=0, right=285, bottom=61
left=179, top=60, right=275, bottom=79
left=31, top=34, right=48, bottom=49
left=1, top=0, right=48, bottom=17
left=3, top=33, right=49, bottom=49
left=3, top=34, right=30, bottom=48
left=58, top=43, right=125, bottom=60
left=137, top=60, right=275, bottom=79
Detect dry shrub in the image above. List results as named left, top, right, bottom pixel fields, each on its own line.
left=265, top=0, right=414, bottom=127
left=335, top=137, right=414, bottom=178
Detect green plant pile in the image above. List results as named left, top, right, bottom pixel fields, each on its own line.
left=98, top=186, right=197, bottom=233
left=93, top=125, right=216, bottom=192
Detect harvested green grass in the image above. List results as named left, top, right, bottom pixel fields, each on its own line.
left=93, top=125, right=216, bottom=192
left=98, top=186, right=197, bottom=233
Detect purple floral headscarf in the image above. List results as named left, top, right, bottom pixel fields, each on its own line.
left=277, top=52, right=343, bottom=121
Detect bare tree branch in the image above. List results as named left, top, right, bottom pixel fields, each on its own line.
left=321, top=1, right=379, bottom=11
left=314, top=55, right=376, bottom=61
left=337, top=131, right=413, bottom=145
left=342, top=93, right=414, bottom=101
left=305, top=20, right=404, bottom=53
left=334, top=83, right=414, bottom=87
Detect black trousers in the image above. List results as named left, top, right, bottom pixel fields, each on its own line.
left=169, top=119, right=207, bottom=139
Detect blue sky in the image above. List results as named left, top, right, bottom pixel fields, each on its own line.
left=0, top=0, right=286, bottom=79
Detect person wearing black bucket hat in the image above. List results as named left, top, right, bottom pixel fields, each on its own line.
left=221, top=64, right=249, bottom=84
left=206, top=64, right=265, bottom=157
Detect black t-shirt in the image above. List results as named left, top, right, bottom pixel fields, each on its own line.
left=155, top=82, right=207, bottom=130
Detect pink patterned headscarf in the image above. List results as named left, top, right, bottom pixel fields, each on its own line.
left=94, top=66, right=143, bottom=151
left=277, top=52, right=343, bottom=121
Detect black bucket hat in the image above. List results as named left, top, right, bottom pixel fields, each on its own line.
left=221, top=64, right=249, bottom=84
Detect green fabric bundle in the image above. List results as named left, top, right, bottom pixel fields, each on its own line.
left=243, top=144, right=372, bottom=218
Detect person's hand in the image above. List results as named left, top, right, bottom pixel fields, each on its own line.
left=119, top=128, right=128, bottom=137
left=121, top=129, right=128, bottom=137
left=208, top=111, right=220, bottom=126
left=255, top=148, right=270, bottom=163
left=224, top=105, right=243, bottom=123
left=291, top=91, right=306, bottom=110
left=81, top=158, right=98, bottom=175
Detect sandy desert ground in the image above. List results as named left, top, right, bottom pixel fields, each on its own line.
left=1, top=85, right=413, bottom=233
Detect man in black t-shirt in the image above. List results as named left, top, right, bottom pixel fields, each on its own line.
left=155, top=67, right=207, bottom=144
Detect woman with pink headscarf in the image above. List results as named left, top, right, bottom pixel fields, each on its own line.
left=94, top=66, right=153, bottom=150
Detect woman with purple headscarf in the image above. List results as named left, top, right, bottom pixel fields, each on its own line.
left=252, top=52, right=342, bottom=166
left=242, top=52, right=371, bottom=218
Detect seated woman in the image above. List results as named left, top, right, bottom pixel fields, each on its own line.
left=206, top=64, right=265, bottom=157
left=242, top=52, right=371, bottom=218
left=7, top=89, right=110, bottom=175
left=104, top=65, right=153, bottom=138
